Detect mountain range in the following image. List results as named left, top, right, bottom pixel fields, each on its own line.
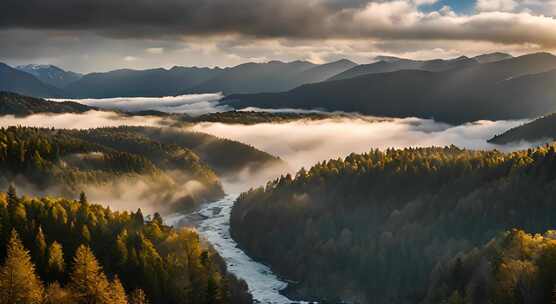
left=0, top=59, right=357, bottom=98
left=0, top=63, right=65, bottom=98
left=224, top=52, right=556, bottom=123
left=16, top=64, right=82, bottom=88
left=3, top=52, right=556, bottom=124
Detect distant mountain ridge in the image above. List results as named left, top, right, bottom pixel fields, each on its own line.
left=328, top=52, right=512, bottom=81
left=64, top=66, right=222, bottom=98
left=0, top=63, right=65, bottom=98
left=188, top=59, right=357, bottom=95
left=16, top=64, right=82, bottom=88
left=1, top=59, right=356, bottom=98
left=223, top=52, right=556, bottom=124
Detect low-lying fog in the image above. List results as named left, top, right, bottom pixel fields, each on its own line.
left=0, top=101, right=541, bottom=212
left=50, top=93, right=229, bottom=116
left=0, top=111, right=165, bottom=129
left=190, top=116, right=533, bottom=171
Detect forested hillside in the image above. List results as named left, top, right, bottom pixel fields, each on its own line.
left=190, top=111, right=335, bottom=125
left=124, top=126, right=282, bottom=177
left=232, top=144, right=556, bottom=303
left=0, top=126, right=224, bottom=212
left=0, top=187, right=252, bottom=304
left=0, top=91, right=94, bottom=116
left=425, top=229, right=556, bottom=304
left=489, top=113, right=556, bottom=145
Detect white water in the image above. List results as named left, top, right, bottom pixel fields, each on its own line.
left=167, top=195, right=301, bottom=304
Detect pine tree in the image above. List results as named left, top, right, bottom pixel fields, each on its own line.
left=7, top=185, right=16, bottom=206
left=68, top=245, right=111, bottom=304
left=47, top=241, right=65, bottom=279
left=0, top=230, right=44, bottom=304
left=128, top=289, right=149, bottom=304
left=79, top=191, right=88, bottom=205
left=45, top=282, right=73, bottom=304
left=35, top=226, right=47, bottom=267
left=109, top=275, right=128, bottom=304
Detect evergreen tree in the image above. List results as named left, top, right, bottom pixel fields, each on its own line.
left=6, top=184, right=16, bottom=206
left=68, top=245, right=111, bottom=304
left=47, top=241, right=65, bottom=279
left=79, top=191, right=88, bottom=205
left=45, top=282, right=73, bottom=304
left=109, top=275, right=128, bottom=304
left=35, top=226, right=47, bottom=267
left=128, top=289, right=149, bottom=304
left=0, top=230, right=44, bottom=304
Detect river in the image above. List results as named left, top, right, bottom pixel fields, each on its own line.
left=166, top=195, right=303, bottom=304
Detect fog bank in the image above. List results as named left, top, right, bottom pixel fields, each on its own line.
left=50, top=93, right=229, bottom=116
left=190, top=117, right=534, bottom=171
left=0, top=111, right=164, bottom=129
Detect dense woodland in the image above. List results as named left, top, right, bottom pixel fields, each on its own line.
left=0, top=125, right=281, bottom=212
left=0, top=91, right=94, bottom=116
left=425, top=229, right=556, bottom=304
left=232, top=144, right=556, bottom=303
left=0, top=126, right=223, bottom=212
left=489, top=113, right=556, bottom=145
left=189, top=111, right=336, bottom=125
left=0, top=187, right=252, bottom=304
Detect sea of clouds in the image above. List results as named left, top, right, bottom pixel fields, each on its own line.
left=190, top=116, right=535, bottom=171
left=50, top=93, right=230, bottom=116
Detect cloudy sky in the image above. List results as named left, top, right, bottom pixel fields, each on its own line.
left=2, top=0, right=556, bottom=72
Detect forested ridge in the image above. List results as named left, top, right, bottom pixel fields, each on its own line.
left=489, top=113, right=556, bottom=145
left=189, top=111, right=337, bottom=125
left=0, top=91, right=94, bottom=116
left=123, top=126, right=282, bottom=176
left=0, top=187, right=252, bottom=304
left=425, top=228, right=556, bottom=304
left=231, top=144, right=556, bottom=303
left=0, top=126, right=223, bottom=211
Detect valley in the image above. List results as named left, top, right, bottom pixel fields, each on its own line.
left=2, top=50, right=556, bottom=304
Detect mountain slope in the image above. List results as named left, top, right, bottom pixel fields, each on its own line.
left=65, top=66, right=223, bottom=98
left=328, top=56, right=479, bottom=81
left=190, top=60, right=317, bottom=95
left=0, top=190, right=253, bottom=304
left=0, top=126, right=224, bottom=211
left=0, top=63, right=65, bottom=97
left=0, top=91, right=94, bottom=116
left=16, top=64, right=82, bottom=88
left=232, top=144, right=556, bottom=303
left=473, top=52, right=513, bottom=63
left=489, top=113, right=556, bottom=144
left=224, top=53, right=556, bottom=123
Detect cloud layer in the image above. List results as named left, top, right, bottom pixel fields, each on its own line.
left=190, top=116, right=534, bottom=170
left=51, top=94, right=229, bottom=116
left=0, top=111, right=164, bottom=129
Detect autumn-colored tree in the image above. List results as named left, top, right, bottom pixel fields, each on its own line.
left=68, top=245, right=111, bottom=304
left=109, top=275, right=128, bottom=304
left=45, top=282, right=73, bottom=304
left=0, top=230, right=44, bottom=304
left=128, top=289, right=149, bottom=304
left=47, top=241, right=65, bottom=279
left=35, top=226, right=47, bottom=267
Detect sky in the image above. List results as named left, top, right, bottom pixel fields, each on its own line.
left=2, top=0, right=556, bottom=73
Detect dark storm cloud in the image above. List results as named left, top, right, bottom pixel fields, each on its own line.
left=0, top=0, right=336, bottom=38
left=3, top=0, right=556, bottom=47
